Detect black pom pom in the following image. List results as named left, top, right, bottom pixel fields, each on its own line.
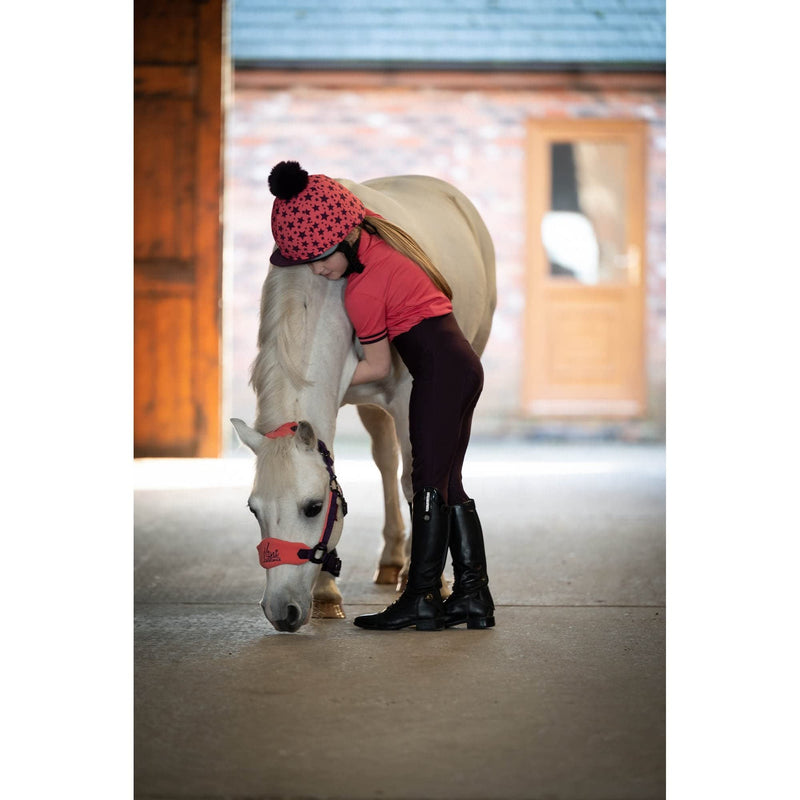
left=268, top=161, right=309, bottom=200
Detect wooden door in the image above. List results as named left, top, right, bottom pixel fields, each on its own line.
left=524, top=119, right=647, bottom=416
left=134, top=0, right=225, bottom=456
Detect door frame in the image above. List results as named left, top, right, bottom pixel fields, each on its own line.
left=133, top=0, right=225, bottom=457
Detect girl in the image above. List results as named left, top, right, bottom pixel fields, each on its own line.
left=267, top=160, right=494, bottom=631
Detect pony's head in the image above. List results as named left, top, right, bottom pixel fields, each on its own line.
left=231, top=417, right=346, bottom=632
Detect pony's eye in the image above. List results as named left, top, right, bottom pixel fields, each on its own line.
left=304, top=500, right=324, bottom=518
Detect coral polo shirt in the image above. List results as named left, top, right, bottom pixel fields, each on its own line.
left=344, top=230, right=453, bottom=345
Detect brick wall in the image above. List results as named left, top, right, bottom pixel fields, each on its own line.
left=225, top=75, right=666, bottom=447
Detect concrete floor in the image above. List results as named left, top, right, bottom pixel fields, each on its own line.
left=134, top=440, right=665, bottom=800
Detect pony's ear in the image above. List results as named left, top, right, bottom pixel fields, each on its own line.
left=295, top=420, right=317, bottom=451
left=230, top=418, right=264, bottom=453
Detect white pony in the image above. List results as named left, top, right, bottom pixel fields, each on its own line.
left=232, top=175, right=496, bottom=632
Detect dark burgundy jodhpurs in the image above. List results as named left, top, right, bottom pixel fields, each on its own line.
left=392, top=313, right=483, bottom=506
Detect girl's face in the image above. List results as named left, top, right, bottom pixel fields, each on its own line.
left=308, top=250, right=348, bottom=281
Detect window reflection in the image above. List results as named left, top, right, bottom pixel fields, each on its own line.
left=543, top=141, right=630, bottom=284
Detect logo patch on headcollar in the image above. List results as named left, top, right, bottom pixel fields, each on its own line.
left=257, top=536, right=310, bottom=568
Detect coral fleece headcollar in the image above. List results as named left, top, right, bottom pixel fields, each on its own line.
left=268, top=161, right=366, bottom=267
left=255, top=421, right=347, bottom=577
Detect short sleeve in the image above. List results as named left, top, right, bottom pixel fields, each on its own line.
left=345, top=288, right=388, bottom=345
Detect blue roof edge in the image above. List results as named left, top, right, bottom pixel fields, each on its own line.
left=233, top=58, right=665, bottom=72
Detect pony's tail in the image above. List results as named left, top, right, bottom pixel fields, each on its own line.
left=363, top=215, right=453, bottom=301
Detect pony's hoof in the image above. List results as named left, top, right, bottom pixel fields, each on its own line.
left=396, top=573, right=408, bottom=593
left=374, top=564, right=401, bottom=585
left=312, top=600, right=346, bottom=619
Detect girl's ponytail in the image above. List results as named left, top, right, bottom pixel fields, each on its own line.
left=362, top=215, right=453, bottom=300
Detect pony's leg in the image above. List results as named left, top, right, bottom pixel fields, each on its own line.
left=311, top=570, right=345, bottom=619
left=356, top=404, right=407, bottom=585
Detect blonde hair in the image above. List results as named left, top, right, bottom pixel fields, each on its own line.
left=357, top=215, right=453, bottom=300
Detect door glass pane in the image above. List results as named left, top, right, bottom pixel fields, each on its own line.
left=543, top=141, right=631, bottom=284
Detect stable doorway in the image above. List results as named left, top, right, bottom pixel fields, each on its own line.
left=524, top=119, right=647, bottom=417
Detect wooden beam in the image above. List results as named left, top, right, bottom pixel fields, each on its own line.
left=193, top=0, right=225, bottom=457
left=234, top=68, right=665, bottom=93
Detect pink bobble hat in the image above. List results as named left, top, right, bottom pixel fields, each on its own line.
left=268, top=160, right=367, bottom=267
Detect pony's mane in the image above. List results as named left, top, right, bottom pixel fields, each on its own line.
left=249, top=268, right=311, bottom=432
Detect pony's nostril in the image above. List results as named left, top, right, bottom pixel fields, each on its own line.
left=286, top=604, right=301, bottom=627
left=272, top=603, right=304, bottom=632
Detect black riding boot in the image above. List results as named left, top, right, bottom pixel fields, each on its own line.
left=354, top=488, right=449, bottom=631
left=443, top=499, right=495, bottom=629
